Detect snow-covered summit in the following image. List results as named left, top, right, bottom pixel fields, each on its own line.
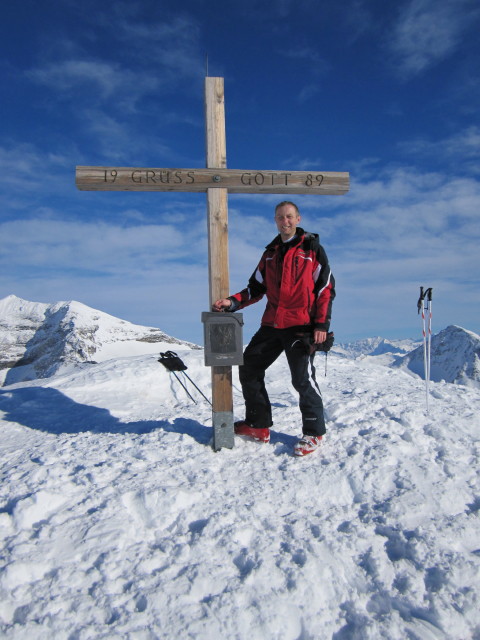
left=1, top=329, right=479, bottom=638
left=393, top=324, right=480, bottom=387
left=0, top=295, right=199, bottom=386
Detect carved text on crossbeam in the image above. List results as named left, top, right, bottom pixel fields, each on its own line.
left=76, top=166, right=349, bottom=195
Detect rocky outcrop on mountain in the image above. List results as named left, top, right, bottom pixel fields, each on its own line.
left=392, top=325, right=480, bottom=387
left=0, top=295, right=199, bottom=385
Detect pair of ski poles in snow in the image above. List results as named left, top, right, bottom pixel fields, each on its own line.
left=158, top=351, right=212, bottom=406
left=417, top=287, right=433, bottom=413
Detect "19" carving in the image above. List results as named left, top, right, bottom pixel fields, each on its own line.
left=104, top=170, right=118, bottom=183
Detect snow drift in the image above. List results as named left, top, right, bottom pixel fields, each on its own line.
left=1, top=345, right=479, bottom=639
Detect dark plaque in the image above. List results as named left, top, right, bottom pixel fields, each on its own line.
left=201, top=312, right=244, bottom=366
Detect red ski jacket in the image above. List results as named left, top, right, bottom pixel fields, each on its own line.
left=229, top=229, right=335, bottom=331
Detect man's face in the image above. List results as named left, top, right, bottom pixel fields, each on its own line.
left=275, top=204, right=301, bottom=241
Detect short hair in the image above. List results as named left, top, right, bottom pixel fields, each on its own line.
left=275, top=201, right=300, bottom=216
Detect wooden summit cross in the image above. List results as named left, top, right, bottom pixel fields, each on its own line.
left=76, top=76, right=349, bottom=451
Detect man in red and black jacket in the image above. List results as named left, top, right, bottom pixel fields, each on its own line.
left=213, top=201, right=335, bottom=456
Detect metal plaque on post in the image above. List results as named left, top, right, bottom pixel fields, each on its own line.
left=201, top=312, right=244, bottom=451
left=201, top=312, right=244, bottom=367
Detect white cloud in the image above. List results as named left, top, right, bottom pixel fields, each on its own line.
left=113, top=15, right=202, bottom=77
left=318, top=166, right=480, bottom=337
left=30, top=60, right=127, bottom=98
left=27, top=59, right=164, bottom=116
left=0, top=144, right=77, bottom=208
left=0, top=218, right=204, bottom=274
left=398, top=126, right=480, bottom=174
left=387, top=0, right=477, bottom=78
left=23, top=10, right=205, bottom=164
left=77, top=108, right=174, bottom=162
left=26, top=10, right=203, bottom=119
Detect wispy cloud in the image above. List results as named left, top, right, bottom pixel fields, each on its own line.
left=278, top=45, right=330, bottom=103
left=28, top=10, right=202, bottom=102
left=24, top=10, right=204, bottom=164
left=0, top=217, right=206, bottom=275
left=398, top=126, right=480, bottom=174
left=387, top=0, right=478, bottom=78
left=27, top=61, right=164, bottom=120
left=110, top=14, right=202, bottom=78
left=341, top=0, right=378, bottom=43
left=322, top=165, right=479, bottom=335
left=0, top=144, right=76, bottom=212
left=76, top=109, right=175, bottom=163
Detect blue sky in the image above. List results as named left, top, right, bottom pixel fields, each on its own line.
left=1, top=0, right=479, bottom=345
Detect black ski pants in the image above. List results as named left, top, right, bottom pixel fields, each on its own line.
left=238, top=326, right=326, bottom=436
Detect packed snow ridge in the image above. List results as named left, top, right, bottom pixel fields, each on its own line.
left=0, top=295, right=200, bottom=386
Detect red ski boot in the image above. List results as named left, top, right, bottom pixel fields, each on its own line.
left=234, top=421, right=270, bottom=443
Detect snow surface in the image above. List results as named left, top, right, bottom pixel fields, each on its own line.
left=1, top=346, right=480, bottom=639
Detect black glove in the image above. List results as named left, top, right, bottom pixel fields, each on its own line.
left=158, top=351, right=188, bottom=371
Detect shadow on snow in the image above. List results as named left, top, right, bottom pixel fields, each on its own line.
left=0, top=386, right=212, bottom=446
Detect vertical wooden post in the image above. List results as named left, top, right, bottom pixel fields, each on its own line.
left=205, top=77, right=234, bottom=450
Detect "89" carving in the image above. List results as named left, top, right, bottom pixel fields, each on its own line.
left=304, top=174, right=324, bottom=187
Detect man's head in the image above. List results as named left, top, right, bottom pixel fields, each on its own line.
left=274, top=201, right=301, bottom=241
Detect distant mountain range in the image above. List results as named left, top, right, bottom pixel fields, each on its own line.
left=1, top=295, right=479, bottom=388
left=336, top=326, right=480, bottom=388
left=0, top=295, right=199, bottom=386
left=334, top=336, right=421, bottom=358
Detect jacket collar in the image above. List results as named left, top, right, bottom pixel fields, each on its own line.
left=266, top=227, right=305, bottom=250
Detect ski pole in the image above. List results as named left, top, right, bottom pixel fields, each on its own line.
left=158, top=351, right=212, bottom=407
left=171, top=371, right=198, bottom=404
left=417, top=287, right=432, bottom=413
left=426, top=288, right=433, bottom=409
left=181, top=371, right=212, bottom=406
left=418, top=287, right=428, bottom=411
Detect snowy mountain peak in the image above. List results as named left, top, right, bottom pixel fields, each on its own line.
left=0, top=295, right=199, bottom=386
left=393, top=324, right=480, bottom=387
left=0, top=294, right=49, bottom=319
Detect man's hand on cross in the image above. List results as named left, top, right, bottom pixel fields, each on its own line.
left=212, top=298, right=232, bottom=312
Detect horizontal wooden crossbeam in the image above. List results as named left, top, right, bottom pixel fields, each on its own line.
left=76, top=166, right=349, bottom=195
